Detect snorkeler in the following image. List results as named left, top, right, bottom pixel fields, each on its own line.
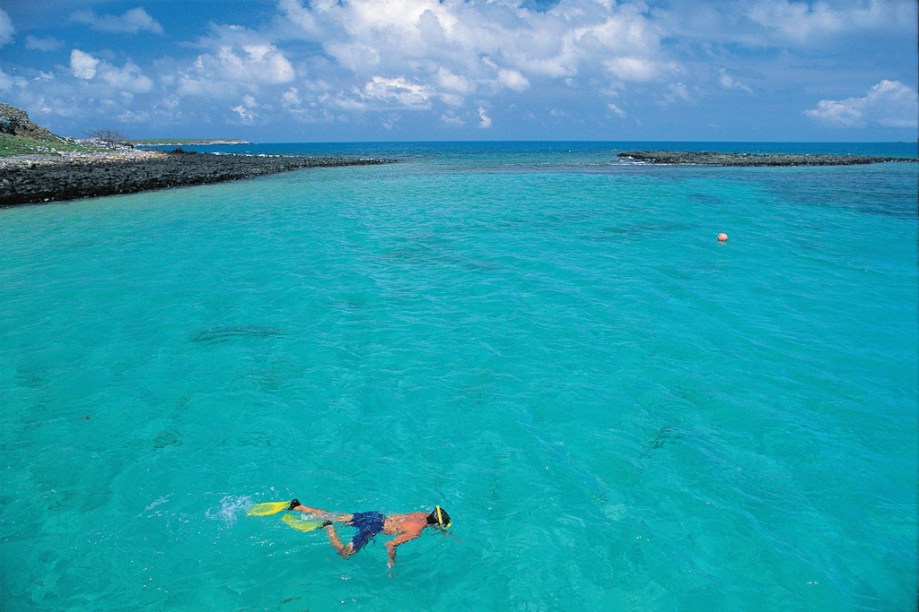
left=288, top=500, right=451, bottom=568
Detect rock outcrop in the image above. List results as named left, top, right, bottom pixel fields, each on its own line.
left=618, top=150, right=917, bottom=166
left=0, top=103, right=63, bottom=141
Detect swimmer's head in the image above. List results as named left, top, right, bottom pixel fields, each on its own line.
left=427, top=506, right=451, bottom=530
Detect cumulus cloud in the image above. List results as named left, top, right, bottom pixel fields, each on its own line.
left=440, top=112, right=464, bottom=126
left=71, top=7, right=164, bottom=35
left=605, top=57, right=668, bottom=82
left=10, top=0, right=916, bottom=139
left=70, top=49, right=153, bottom=93
left=0, top=8, right=13, bottom=45
left=746, top=0, right=845, bottom=42
left=70, top=50, right=100, bottom=79
left=0, top=68, right=27, bottom=92
left=478, top=106, right=492, bottom=129
left=178, top=28, right=296, bottom=98
left=26, top=35, right=63, bottom=52
left=747, top=0, right=917, bottom=43
left=232, top=95, right=258, bottom=123
left=282, top=87, right=302, bottom=107
left=653, top=0, right=916, bottom=51
left=805, top=80, right=919, bottom=128
left=279, top=0, right=675, bottom=107
left=362, top=76, right=432, bottom=109
left=497, top=68, right=530, bottom=92
left=209, top=44, right=294, bottom=84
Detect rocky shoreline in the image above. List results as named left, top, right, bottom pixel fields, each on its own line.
left=0, top=149, right=391, bottom=207
left=617, top=150, right=918, bottom=167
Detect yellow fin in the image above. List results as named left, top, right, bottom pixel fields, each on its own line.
left=247, top=501, right=291, bottom=517
left=282, top=514, right=324, bottom=532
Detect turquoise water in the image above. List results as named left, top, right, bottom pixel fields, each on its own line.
left=1, top=143, right=916, bottom=610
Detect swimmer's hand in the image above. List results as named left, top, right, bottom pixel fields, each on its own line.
left=386, top=542, right=396, bottom=568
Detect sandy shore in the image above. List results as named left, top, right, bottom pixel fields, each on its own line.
left=0, top=149, right=390, bottom=207
left=618, top=150, right=918, bottom=166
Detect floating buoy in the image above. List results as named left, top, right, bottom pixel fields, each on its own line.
left=717, top=233, right=728, bottom=242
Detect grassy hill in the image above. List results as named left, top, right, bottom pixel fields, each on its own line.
left=0, top=103, right=105, bottom=157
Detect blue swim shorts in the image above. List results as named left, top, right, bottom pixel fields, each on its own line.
left=348, top=511, right=385, bottom=552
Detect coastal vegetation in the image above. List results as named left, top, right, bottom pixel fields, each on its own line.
left=0, top=103, right=106, bottom=156
left=0, top=132, right=101, bottom=156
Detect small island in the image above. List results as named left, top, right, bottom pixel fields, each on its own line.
left=128, top=139, right=251, bottom=146
left=618, top=150, right=918, bottom=166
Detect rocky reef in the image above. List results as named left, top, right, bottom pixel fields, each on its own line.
left=0, top=150, right=389, bottom=207
left=0, top=103, right=390, bottom=207
left=618, top=150, right=917, bottom=167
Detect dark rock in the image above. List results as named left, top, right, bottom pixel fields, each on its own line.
left=0, top=153, right=393, bottom=207
left=0, top=103, right=59, bottom=141
left=618, top=150, right=918, bottom=167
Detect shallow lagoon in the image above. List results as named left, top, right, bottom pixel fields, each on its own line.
left=1, top=142, right=916, bottom=609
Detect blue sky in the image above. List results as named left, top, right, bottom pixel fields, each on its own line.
left=1, top=0, right=916, bottom=142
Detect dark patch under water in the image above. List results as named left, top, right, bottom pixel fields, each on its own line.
left=190, top=326, right=284, bottom=343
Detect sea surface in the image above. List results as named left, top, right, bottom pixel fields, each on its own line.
left=1, top=142, right=916, bottom=610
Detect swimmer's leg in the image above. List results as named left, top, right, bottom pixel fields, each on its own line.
left=323, top=524, right=355, bottom=558
left=288, top=500, right=352, bottom=523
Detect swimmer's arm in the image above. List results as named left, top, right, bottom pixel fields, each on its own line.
left=385, top=531, right=421, bottom=568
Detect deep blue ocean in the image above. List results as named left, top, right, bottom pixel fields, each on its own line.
left=1, top=142, right=916, bottom=610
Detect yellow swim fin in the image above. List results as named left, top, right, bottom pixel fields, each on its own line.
left=247, top=500, right=292, bottom=517
left=281, top=513, right=324, bottom=532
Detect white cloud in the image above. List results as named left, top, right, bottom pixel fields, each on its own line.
left=654, top=0, right=917, bottom=52
left=747, top=0, right=844, bottom=43
left=72, top=7, right=164, bottom=35
left=180, top=35, right=295, bottom=97
left=440, top=112, right=464, bottom=126
left=478, top=106, right=492, bottom=129
left=805, top=80, right=919, bottom=128
left=232, top=95, right=259, bottom=123
left=70, top=49, right=153, bottom=93
left=607, top=103, right=626, bottom=118
left=605, top=57, right=659, bottom=82
left=747, top=0, right=916, bottom=43
left=718, top=68, right=752, bottom=93
left=70, top=50, right=100, bottom=79
left=0, top=8, right=14, bottom=46
left=282, top=87, right=302, bottom=107
left=279, top=0, right=675, bottom=108
left=362, top=76, right=431, bottom=109
left=11, top=0, right=915, bottom=139
left=437, top=67, right=474, bottom=95
left=26, top=35, right=63, bottom=52
left=0, top=68, right=27, bottom=92
left=498, top=68, right=529, bottom=92
left=99, top=60, right=154, bottom=93
left=656, top=81, right=694, bottom=108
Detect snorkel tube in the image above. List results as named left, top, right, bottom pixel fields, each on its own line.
left=427, top=505, right=452, bottom=530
